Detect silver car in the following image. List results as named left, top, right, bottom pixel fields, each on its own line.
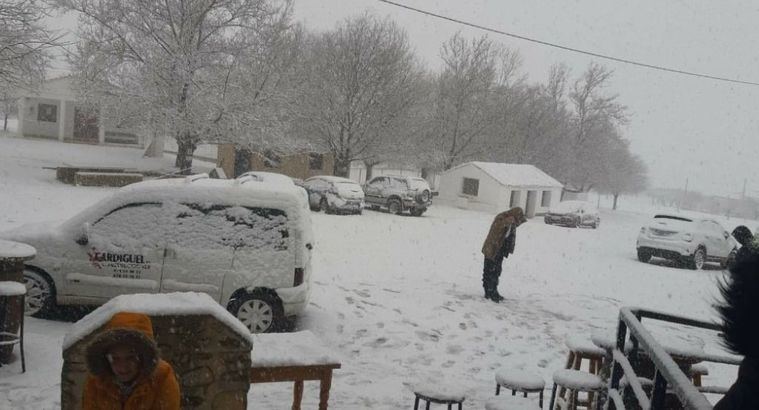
left=302, top=176, right=365, bottom=215
left=636, top=213, right=737, bottom=270
left=544, top=200, right=600, bottom=228
left=363, top=175, right=433, bottom=216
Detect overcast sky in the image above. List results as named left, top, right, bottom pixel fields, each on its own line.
left=45, top=1, right=759, bottom=198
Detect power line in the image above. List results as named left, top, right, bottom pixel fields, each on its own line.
left=377, top=0, right=759, bottom=87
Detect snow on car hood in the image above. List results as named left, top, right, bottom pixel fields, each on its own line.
left=335, top=182, right=364, bottom=200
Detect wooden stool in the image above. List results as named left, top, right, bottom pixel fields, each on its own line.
left=553, top=335, right=605, bottom=408
left=549, top=369, right=604, bottom=410
left=0, top=281, right=26, bottom=373
left=689, top=363, right=708, bottom=387
left=485, top=395, right=540, bottom=409
left=412, top=382, right=466, bottom=410
left=494, top=368, right=545, bottom=408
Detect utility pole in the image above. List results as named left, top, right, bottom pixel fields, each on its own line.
left=741, top=178, right=747, bottom=200
left=678, top=177, right=688, bottom=212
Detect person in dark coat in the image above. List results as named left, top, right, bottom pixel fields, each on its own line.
left=730, top=225, right=755, bottom=267
left=481, top=207, right=527, bottom=302
left=714, top=249, right=759, bottom=409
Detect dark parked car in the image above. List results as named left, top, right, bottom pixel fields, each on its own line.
left=302, top=176, right=364, bottom=214
left=544, top=200, right=600, bottom=228
left=363, top=175, right=434, bottom=216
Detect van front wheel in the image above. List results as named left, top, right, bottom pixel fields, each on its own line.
left=229, top=291, right=285, bottom=333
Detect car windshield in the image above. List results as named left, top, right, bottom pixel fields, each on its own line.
left=2, top=2, right=755, bottom=408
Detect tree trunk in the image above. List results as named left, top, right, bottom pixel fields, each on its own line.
left=365, top=162, right=375, bottom=181
left=3, top=113, right=7, bottom=131
left=333, top=156, right=351, bottom=178
left=175, top=137, right=197, bottom=175
left=613, top=193, right=619, bottom=210
left=421, top=167, right=430, bottom=179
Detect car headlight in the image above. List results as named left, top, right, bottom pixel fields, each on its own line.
left=682, top=233, right=693, bottom=242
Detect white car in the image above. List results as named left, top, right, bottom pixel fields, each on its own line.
left=237, top=171, right=310, bottom=210
left=636, top=213, right=737, bottom=270
left=302, top=176, right=365, bottom=214
left=1, top=174, right=314, bottom=333
left=544, top=200, right=600, bottom=228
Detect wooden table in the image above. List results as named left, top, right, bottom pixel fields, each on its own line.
left=250, top=331, right=342, bottom=410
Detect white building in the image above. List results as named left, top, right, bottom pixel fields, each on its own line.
left=17, top=76, right=142, bottom=147
left=437, top=162, right=563, bottom=217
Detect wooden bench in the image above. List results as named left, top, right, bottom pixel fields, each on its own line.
left=250, top=331, right=341, bottom=410
left=74, top=171, right=144, bottom=187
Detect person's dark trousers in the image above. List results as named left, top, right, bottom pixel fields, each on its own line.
left=482, top=257, right=504, bottom=301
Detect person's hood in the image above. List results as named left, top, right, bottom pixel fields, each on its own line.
left=506, top=207, right=527, bottom=226
left=732, top=226, right=754, bottom=247
left=85, top=312, right=159, bottom=379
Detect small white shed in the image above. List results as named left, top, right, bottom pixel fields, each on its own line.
left=438, top=162, right=563, bottom=217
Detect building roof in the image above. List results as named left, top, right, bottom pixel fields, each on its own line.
left=450, top=162, right=563, bottom=188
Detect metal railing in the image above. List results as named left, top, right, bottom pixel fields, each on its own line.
left=606, top=307, right=740, bottom=410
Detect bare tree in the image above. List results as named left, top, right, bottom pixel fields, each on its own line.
left=295, top=14, right=424, bottom=177
left=568, top=62, right=628, bottom=191
left=425, top=33, right=503, bottom=170
left=0, top=0, right=57, bottom=87
left=596, top=136, right=648, bottom=209
left=59, top=0, right=295, bottom=173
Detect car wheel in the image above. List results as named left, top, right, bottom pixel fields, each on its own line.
left=418, top=189, right=431, bottom=203
left=410, top=208, right=424, bottom=217
left=24, top=268, right=56, bottom=317
left=688, top=247, right=706, bottom=270
left=387, top=199, right=402, bottom=215
left=637, top=248, right=652, bottom=263
left=228, top=291, right=285, bottom=333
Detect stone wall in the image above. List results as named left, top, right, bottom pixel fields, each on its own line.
left=62, top=314, right=252, bottom=409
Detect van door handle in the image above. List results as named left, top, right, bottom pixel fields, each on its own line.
left=306, top=243, right=313, bottom=250
left=164, top=247, right=177, bottom=259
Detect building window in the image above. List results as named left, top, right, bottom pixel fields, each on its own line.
left=510, top=190, right=520, bottom=207
left=38, top=103, right=57, bottom=123
left=541, top=190, right=552, bottom=207
left=308, top=153, right=323, bottom=170
left=263, top=150, right=281, bottom=168
left=462, top=178, right=479, bottom=196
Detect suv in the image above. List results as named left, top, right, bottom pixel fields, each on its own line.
left=1, top=174, right=314, bottom=333
left=363, top=175, right=433, bottom=216
left=636, top=213, right=737, bottom=270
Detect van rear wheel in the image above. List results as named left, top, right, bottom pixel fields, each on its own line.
left=229, top=291, right=285, bottom=333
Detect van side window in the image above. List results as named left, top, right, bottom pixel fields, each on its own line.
left=165, top=203, right=289, bottom=251
left=91, top=203, right=164, bottom=248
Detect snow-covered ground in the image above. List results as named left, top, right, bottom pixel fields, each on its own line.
left=0, top=135, right=746, bottom=409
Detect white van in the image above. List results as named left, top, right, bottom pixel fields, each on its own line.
left=1, top=174, right=314, bottom=333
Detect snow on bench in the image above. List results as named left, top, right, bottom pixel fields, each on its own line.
left=0, top=239, right=36, bottom=260
left=412, top=379, right=467, bottom=402
left=250, top=331, right=342, bottom=368
left=495, top=368, right=545, bottom=391
left=552, top=369, right=604, bottom=391
left=0, top=281, right=26, bottom=296
left=566, top=334, right=605, bottom=356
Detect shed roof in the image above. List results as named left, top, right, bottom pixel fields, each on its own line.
left=449, top=162, right=563, bottom=188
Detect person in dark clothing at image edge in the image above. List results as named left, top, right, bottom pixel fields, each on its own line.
left=481, top=207, right=527, bottom=302
left=714, top=248, right=759, bottom=409
left=730, top=225, right=755, bottom=267
left=83, top=312, right=180, bottom=410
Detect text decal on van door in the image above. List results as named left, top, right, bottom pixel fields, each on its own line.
left=87, top=247, right=151, bottom=278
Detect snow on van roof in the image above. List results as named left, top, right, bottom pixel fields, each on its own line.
left=63, top=292, right=251, bottom=349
